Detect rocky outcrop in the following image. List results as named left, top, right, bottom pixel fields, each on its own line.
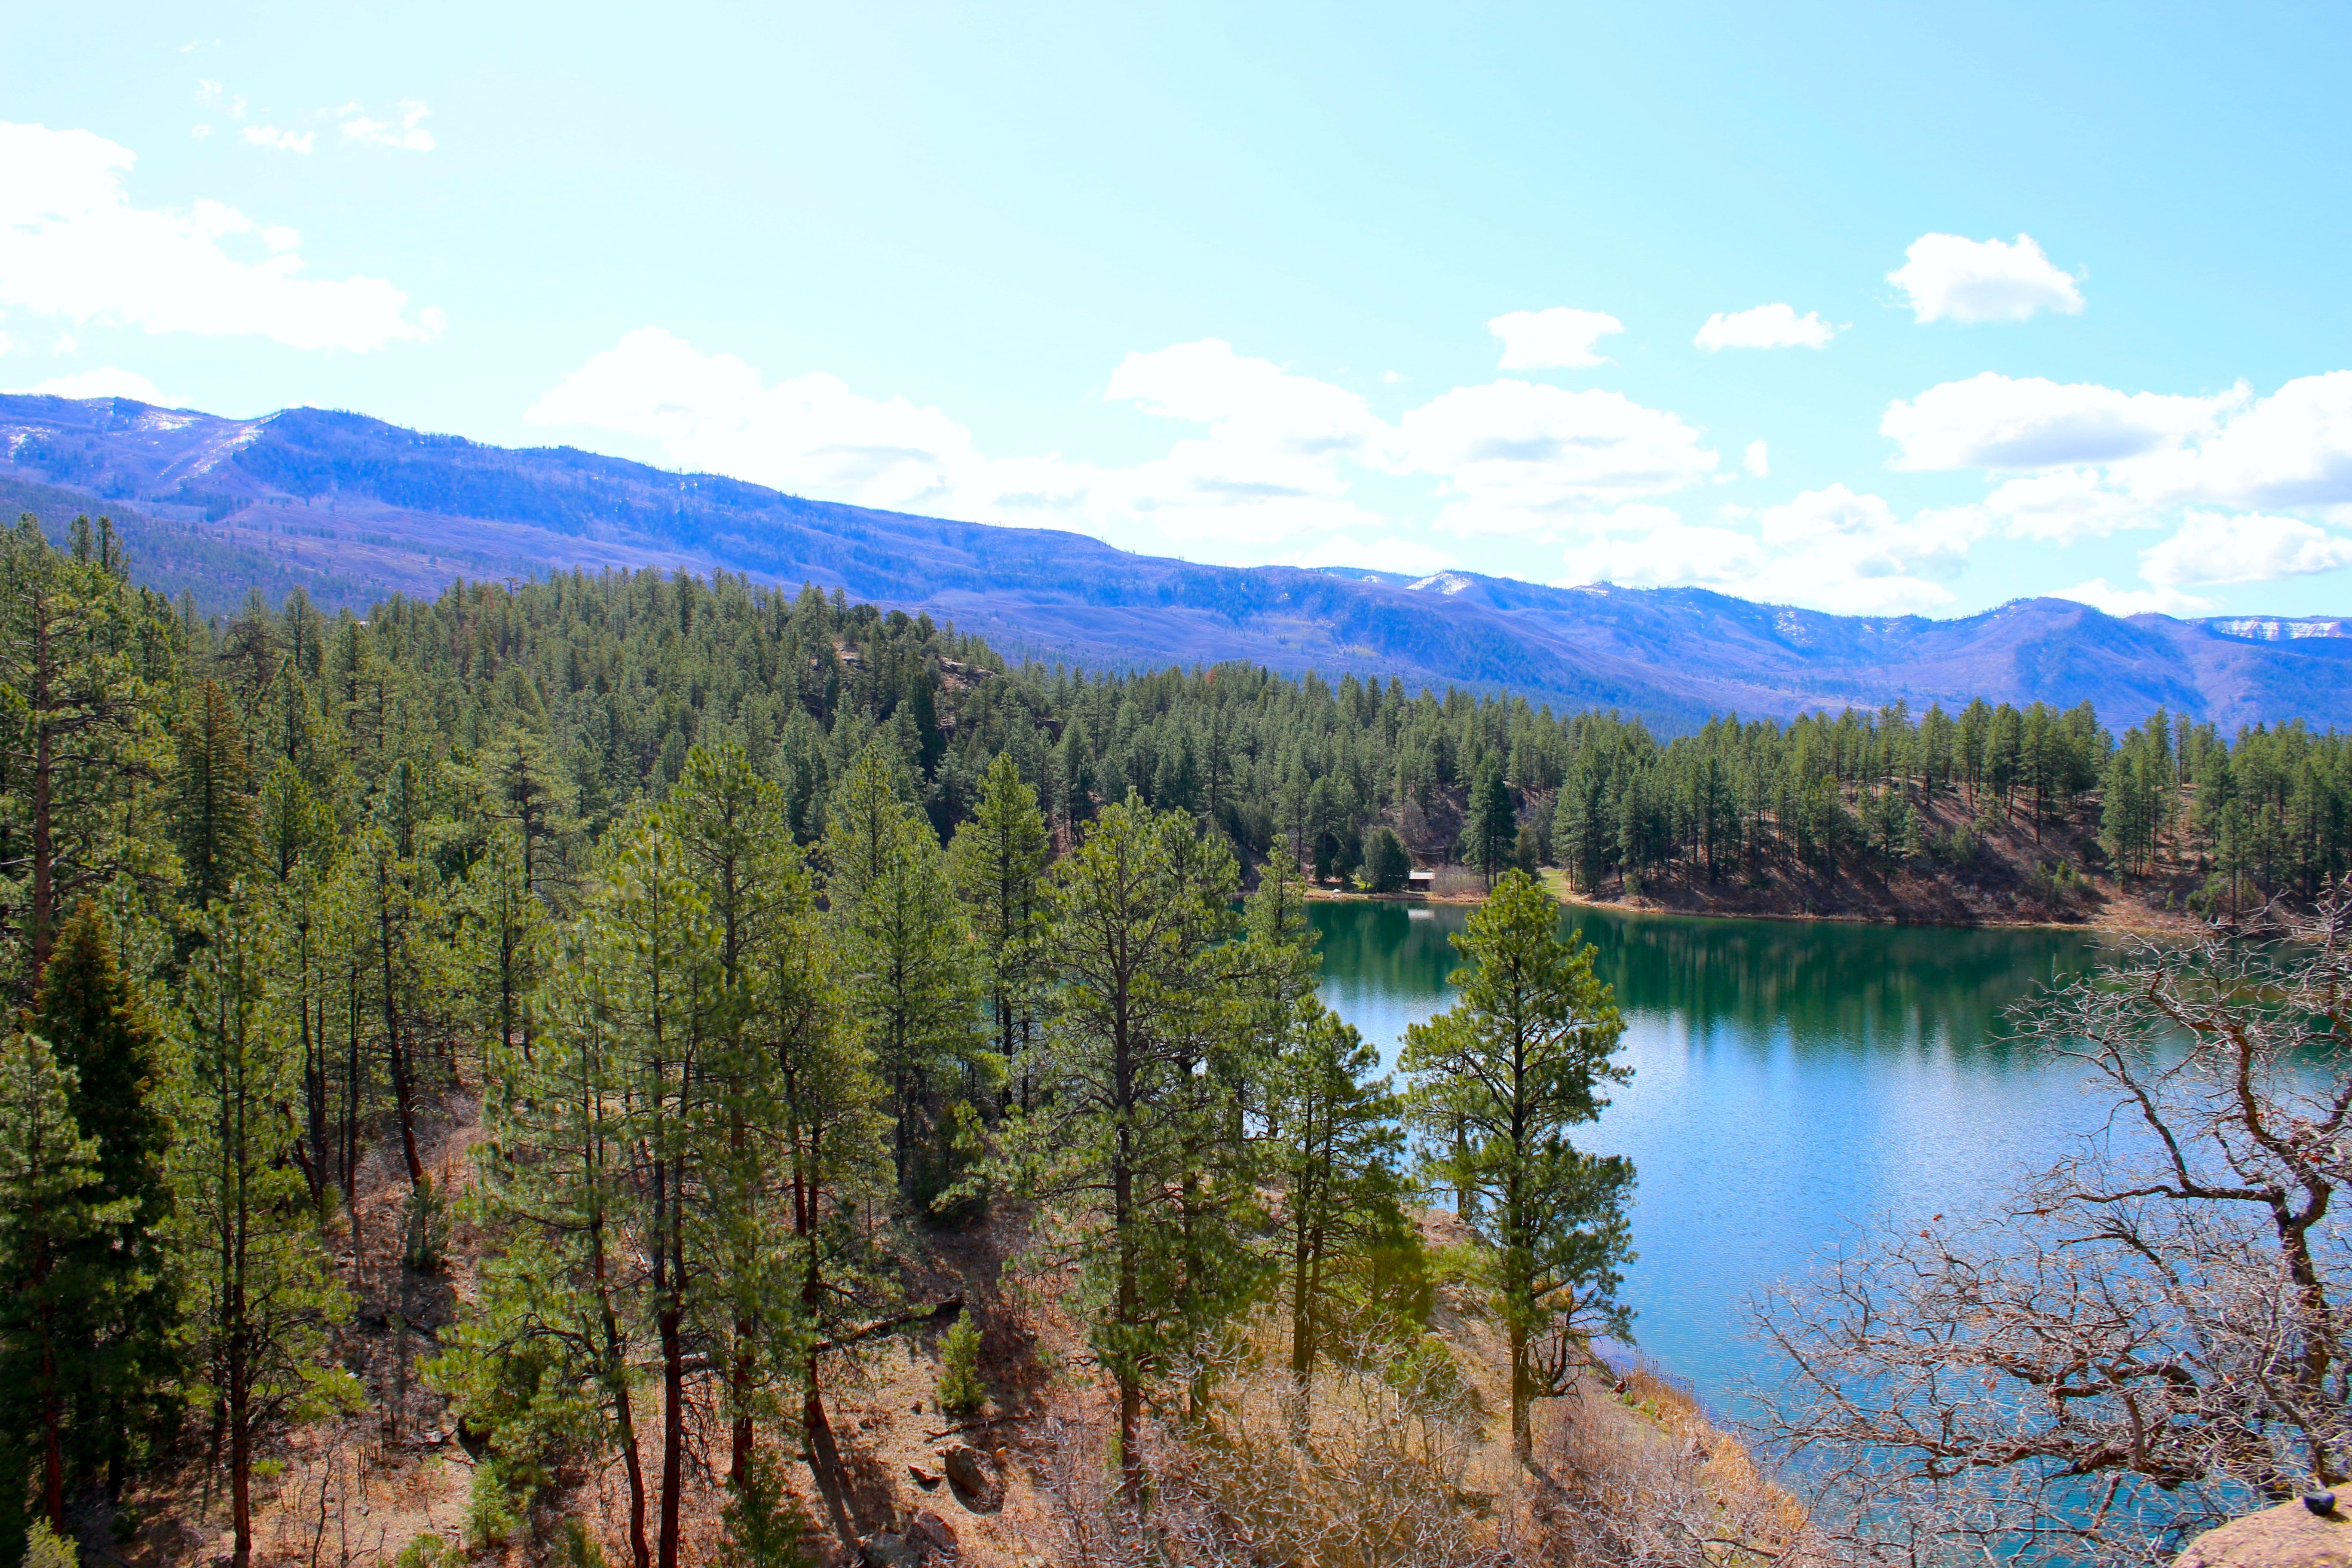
left=2178, top=1498, right=2352, bottom=1568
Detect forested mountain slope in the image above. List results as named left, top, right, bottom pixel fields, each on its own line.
left=6, top=391, right=2351, bottom=731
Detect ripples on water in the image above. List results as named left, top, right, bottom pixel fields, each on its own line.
left=1308, top=900, right=2111, bottom=1406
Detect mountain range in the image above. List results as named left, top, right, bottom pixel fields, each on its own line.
left=5, top=391, right=2348, bottom=733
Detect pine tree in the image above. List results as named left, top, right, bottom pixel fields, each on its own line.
left=661, top=744, right=811, bottom=1492
left=175, top=898, right=358, bottom=1568
left=447, top=903, right=658, bottom=1568
left=172, top=677, right=259, bottom=912
left=1023, top=797, right=1247, bottom=1508
left=1458, top=759, right=1516, bottom=890
left=947, top=753, right=1050, bottom=1109
left=30, top=902, right=175, bottom=1489
left=452, top=827, right=554, bottom=1066
left=1403, top=870, right=1635, bottom=1458
left=823, top=745, right=980, bottom=1207
left=1362, top=826, right=1411, bottom=893
left=0, top=1029, right=107, bottom=1537
left=0, top=514, right=172, bottom=996
left=1266, top=1003, right=1403, bottom=1402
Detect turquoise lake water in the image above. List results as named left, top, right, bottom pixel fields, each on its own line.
left=1308, top=900, right=2110, bottom=1409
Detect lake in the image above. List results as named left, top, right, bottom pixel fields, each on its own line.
left=1309, top=899, right=2113, bottom=1410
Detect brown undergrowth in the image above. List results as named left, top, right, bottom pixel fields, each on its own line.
left=90, top=1172, right=1810, bottom=1568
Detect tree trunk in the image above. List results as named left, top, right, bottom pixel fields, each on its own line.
left=593, top=1221, right=651, bottom=1568
left=29, top=606, right=55, bottom=989
left=378, top=895, right=426, bottom=1190
left=1509, top=1318, right=1531, bottom=1461
left=658, top=1302, right=684, bottom=1568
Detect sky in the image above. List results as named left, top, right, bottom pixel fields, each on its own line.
left=5, top=2, right=2352, bottom=621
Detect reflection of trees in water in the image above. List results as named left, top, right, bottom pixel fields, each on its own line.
left=1572, top=914, right=2106, bottom=1057
left=1308, top=906, right=1470, bottom=1001
left=1310, top=903, right=2107, bottom=1061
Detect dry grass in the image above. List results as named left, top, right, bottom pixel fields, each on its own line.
left=1538, top=1357, right=1820, bottom=1568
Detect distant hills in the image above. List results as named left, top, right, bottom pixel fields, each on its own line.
left=5, top=391, right=2349, bottom=732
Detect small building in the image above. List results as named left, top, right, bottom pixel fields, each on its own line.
left=1406, top=867, right=1435, bottom=893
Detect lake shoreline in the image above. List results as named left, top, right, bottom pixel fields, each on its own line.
left=1301, top=874, right=2203, bottom=938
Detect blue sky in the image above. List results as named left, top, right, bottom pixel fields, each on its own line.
left=6, top=3, right=2352, bottom=619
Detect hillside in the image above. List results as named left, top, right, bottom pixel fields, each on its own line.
left=7, top=392, right=2352, bottom=732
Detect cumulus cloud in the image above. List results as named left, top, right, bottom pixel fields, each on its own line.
left=1967, top=468, right=2154, bottom=543
left=1888, top=233, right=2083, bottom=324
left=527, top=326, right=988, bottom=513
left=2141, top=511, right=2352, bottom=588
left=2055, top=578, right=2213, bottom=617
left=2127, top=371, right=2352, bottom=510
left=1551, top=486, right=1979, bottom=616
left=526, top=328, right=1395, bottom=553
left=0, top=120, right=444, bottom=351
left=341, top=101, right=435, bottom=151
left=1744, top=440, right=1769, bottom=478
left=1488, top=307, right=1623, bottom=370
left=7, top=367, right=171, bottom=403
left=1693, top=303, right=1834, bottom=352
left=532, top=328, right=1733, bottom=568
left=240, top=125, right=314, bottom=153
left=1398, top=380, right=1717, bottom=535
left=1278, top=534, right=1457, bottom=577
left=1560, top=524, right=1767, bottom=592
left=1882, top=372, right=2238, bottom=471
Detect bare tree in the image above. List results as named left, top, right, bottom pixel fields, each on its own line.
left=1753, top=889, right=2352, bottom=1565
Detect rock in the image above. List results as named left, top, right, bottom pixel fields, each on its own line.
left=907, top=1510, right=959, bottom=1556
left=908, top=1463, right=942, bottom=1488
left=859, top=1533, right=922, bottom=1568
left=940, top=1444, right=1003, bottom=1513
left=2178, top=1499, right=2352, bottom=1568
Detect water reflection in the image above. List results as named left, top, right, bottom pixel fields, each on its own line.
left=1308, top=900, right=2114, bottom=1406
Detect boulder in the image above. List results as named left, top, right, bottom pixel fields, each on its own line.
left=858, top=1534, right=922, bottom=1568
left=2178, top=1499, right=2352, bottom=1568
left=940, top=1444, right=1003, bottom=1513
left=907, top=1510, right=959, bottom=1557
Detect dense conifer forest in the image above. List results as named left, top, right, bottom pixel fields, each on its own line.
left=2, top=511, right=2349, bottom=1565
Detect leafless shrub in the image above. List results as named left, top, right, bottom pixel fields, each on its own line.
left=1752, top=885, right=2352, bottom=1566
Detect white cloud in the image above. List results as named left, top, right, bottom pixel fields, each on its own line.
left=0, top=331, right=12, bottom=356
left=1882, top=371, right=2236, bottom=471
left=532, top=327, right=1740, bottom=574
left=2054, top=578, right=2211, bottom=617
left=526, top=328, right=1393, bottom=553
left=190, top=124, right=212, bottom=140
left=1560, top=524, right=1767, bottom=592
left=1888, top=233, right=2083, bottom=324
left=0, top=120, right=444, bottom=352
left=8, top=366, right=169, bottom=403
left=1694, top=303, right=1834, bottom=352
left=1743, top=439, right=1769, bottom=478
left=2128, top=371, right=2352, bottom=510
left=341, top=101, right=435, bottom=152
left=2141, top=511, right=2352, bottom=588
left=240, top=125, right=315, bottom=154
left=1968, top=468, right=2153, bottom=543
left=1551, top=485, right=1975, bottom=616
left=1398, top=380, right=1717, bottom=534
left=1488, top=307, right=1622, bottom=370
left=527, top=326, right=988, bottom=513
left=1278, top=534, right=1457, bottom=577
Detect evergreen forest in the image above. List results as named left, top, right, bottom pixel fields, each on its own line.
left=3, top=511, right=2349, bottom=1565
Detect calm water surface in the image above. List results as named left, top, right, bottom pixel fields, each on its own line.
left=1310, top=901, right=2111, bottom=1408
